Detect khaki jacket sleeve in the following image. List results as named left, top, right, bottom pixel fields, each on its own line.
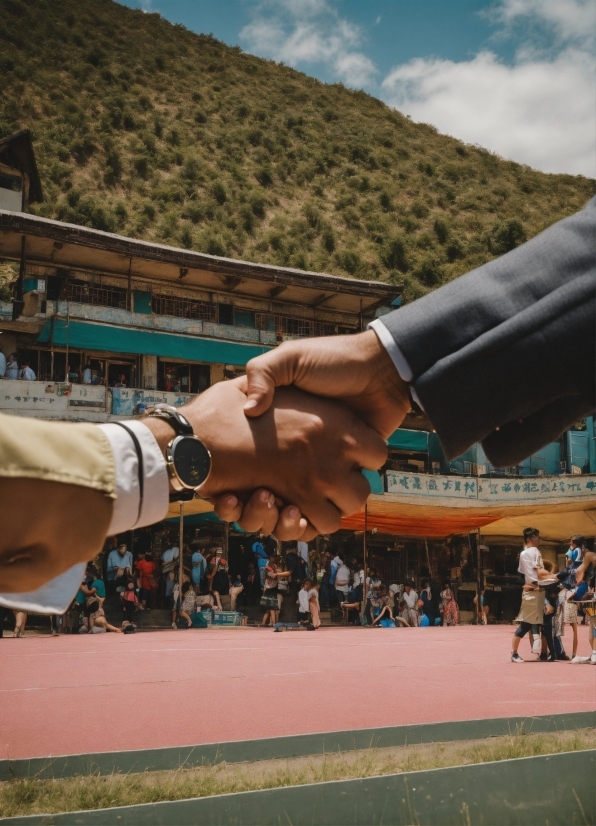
left=0, top=411, right=116, bottom=497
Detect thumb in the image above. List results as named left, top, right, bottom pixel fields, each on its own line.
left=243, top=358, right=277, bottom=417
left=244, top=344, right=302, bottom=417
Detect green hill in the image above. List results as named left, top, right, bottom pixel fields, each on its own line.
left=1, top=0, right=594, bottom=301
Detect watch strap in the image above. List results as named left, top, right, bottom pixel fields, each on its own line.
left=169, top=489, right=196, bottom=503
left=144, top=405, right=193, bottom=436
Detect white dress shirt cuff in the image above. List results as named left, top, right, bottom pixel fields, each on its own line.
left=98, top=420, right=170, bottom=535
left=0, top=422, right=169, bottom=614
left=0, top=562, right=87, bottom=615
left=368, top=318, right=425, bottom=411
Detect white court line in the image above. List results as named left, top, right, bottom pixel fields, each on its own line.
left=0, top=639, right=460, bottom=658
left=0, top=670, right=324, bottom=693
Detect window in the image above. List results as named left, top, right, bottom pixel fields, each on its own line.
left=0, top=172, right=22, bottom=193
left=152, top=295, right=218, bottom=322
left=255, top=313, right=346, bottom=338
left=158, top=361, right=211, bottom=394
left=65, top=281, right=127, bottom=309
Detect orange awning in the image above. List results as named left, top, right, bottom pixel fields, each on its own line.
left=340, top=511, right=498, bottom=537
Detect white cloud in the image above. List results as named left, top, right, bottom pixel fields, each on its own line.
left=494, top=0, right=596, bottom=47
left=240, top=0, right=376, bottom=88
left=381, top=0, right=596, bottom=177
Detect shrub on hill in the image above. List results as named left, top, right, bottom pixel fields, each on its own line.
left=0, top=0, right=593, bottom=301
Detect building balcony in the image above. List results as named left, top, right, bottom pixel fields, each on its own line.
left=48, top=301, right=280, bottom=347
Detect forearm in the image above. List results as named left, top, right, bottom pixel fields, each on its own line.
left=0, top=413, right=115, bottom=593
left=379, top=197, right=596, bottom=463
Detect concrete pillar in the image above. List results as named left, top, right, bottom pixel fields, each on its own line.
left=211, top=363, right=225, bottom=385
left=141, top=355, right=158, bottom=389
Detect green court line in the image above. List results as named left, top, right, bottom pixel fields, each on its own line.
left=3, top=749, right=594, bottom=825
left=1, top=711, right=593, bottom=781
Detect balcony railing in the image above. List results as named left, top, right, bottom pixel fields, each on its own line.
left=65, top=283, right=127, bottom=309
left=152, top=295, right=218, bottom=322
left=255, top=313, right=339, bottom=338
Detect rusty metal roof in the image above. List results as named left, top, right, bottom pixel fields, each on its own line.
left=0, top=211, right=401, bottom=316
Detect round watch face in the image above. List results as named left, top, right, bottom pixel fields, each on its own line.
left=171, top=436, right=211, bottom=488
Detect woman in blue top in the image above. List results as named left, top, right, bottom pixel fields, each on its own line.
left=191, top=544, right=206, bottom=587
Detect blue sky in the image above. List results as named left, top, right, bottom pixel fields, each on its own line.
left=118, top=0, right=595, bottom=177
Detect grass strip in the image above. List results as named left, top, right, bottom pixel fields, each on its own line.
left=1, top=728, right=595, bottom=818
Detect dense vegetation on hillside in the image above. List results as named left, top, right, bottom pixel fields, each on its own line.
left=1, top=0, right=594, bottom=301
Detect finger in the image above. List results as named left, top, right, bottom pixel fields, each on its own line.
left=272, top=506, right=304, bottom=541
left=302, top=498, right=343, bottom=536
left=243, top=346, right=297, bottom=417
left=272, top=509, right=319, bottom=543
left=212, top=494, right=243, bottom=524
left=342, top=415, right=388, bottom=470
left=235, top=489, right=278, bottom=534
left=325, top=469, right=372, bottom=518
left=299, top=524, right=319, bottom=542
left=259, top=500, right=282, bottom=537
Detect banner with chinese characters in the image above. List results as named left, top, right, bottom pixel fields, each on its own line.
left=385, top=471, right=596, bottom=502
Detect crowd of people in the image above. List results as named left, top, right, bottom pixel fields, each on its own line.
left=2, top=523, right=593, bottom=646
left=511, top=530, right=596, bottom=664
left=276, top=546, right=461, bottom=630
left=0, top=346, right=36, bottom=380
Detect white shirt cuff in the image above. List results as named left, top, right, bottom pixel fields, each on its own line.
left=98, top=421, right=169, bottom=535
left=368, top=318, right=425, bottom=411
left=0, top=422, right=169, bottom=615
left=0, top=562, right=87, bottom=615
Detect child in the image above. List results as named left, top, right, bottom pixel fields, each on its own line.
left=309, top=582, right=321, bottom=629
left=121, top=580, right=139, bottom=619
left=179, top=582, right=197, bottom=628
left=297, top=580, right=312, bottom=624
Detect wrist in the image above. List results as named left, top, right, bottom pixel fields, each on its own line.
left=357, top=329, right=411, bottom=436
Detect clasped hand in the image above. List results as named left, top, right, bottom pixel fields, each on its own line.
left=183, top=329, right=410, bottom=540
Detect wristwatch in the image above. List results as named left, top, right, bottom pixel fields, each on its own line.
left=143, top=404, right=211, bottom=498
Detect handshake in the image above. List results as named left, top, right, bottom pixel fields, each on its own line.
left=170, top=329, right=411, bottom=541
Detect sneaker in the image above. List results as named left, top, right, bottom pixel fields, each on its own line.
left=511, top=652, right=524, bottom=663
left=590, top=653, right=596, bottom=665
left=571, top=655, right=590, bottom=664
left=171, top=622, right=177, bottom=630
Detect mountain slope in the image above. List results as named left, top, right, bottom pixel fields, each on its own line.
left=0, top=0, right=593, bottom=300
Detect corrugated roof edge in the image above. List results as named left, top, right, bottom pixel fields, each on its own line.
left=0, top=210, right=402, bottom=300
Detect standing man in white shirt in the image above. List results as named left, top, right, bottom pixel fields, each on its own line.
left=5, top=352, right=18, bottom=379
left=334, top=555, right=351, bottom=607
left=0, top=346, right=6, bottom=379
left=517, top=528, right=546, bottom=586
left=19, top=361, right=36, bottom=381
left=512, top=528, right=549, bottom=662
left=161, top=544, right=180, bottom=572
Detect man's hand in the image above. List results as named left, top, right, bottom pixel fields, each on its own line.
left=146, top=378, right=387, bottom=541
left=243, top=329, right=411, bottom=439
left=211, top=489, right=306, bottom=540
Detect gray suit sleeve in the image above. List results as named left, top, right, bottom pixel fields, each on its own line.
left=379, top=196, right=596, bottom=467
